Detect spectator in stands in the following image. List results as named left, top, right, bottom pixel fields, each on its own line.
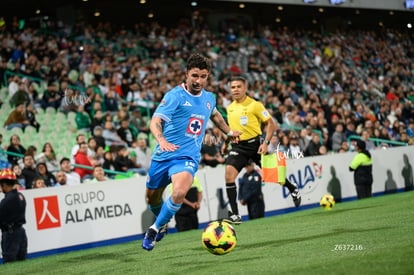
left=89, top=165, right=109, bottom=183
left=12, top=163, right=25, bottom=189
left=360, top=130, right=376, bottom=151
left=331, top=123, right=346, bottom=151
left=104, top=90, right=119, bottom=114
left=132, top=138, right=152, bottom=173
left=54, top=171, right=68, bottom=187
left=129, top=109, right=149, bottom=134
left=7, top=75, right=20, bottom=98
left=70, top=133, right=86, bottom=163
left=0, top=134, right=10, bottom=169
left=117, top=119, right=136, bottom=147
left=73, top=142, right=95, bottom=182
left=87, top=137, right=97, bottom=159
left=32, top=177, right=47, bottom=189
left=94, top=146, right=105, bottom=165
left=35, top=162, right=57, bottom=187
left=4, top=103, right=30, bottom=131
left=6, top=135, right=26, bottom=166
left=305, top=133, right=321, bottom=157
left=102, top=150, right=116, bottom=178
left=39, top=83, right=61, bottom=110
left=75, top=105, right=91, bottom=132
left=59, top=157, right=81, bottom=185
left=36, top=142, right=59, bottom=173
left=25, top=103, right=40, bottom=132
left=21, top=154, right=36, bottom=189
left=90, top=109, right=104, bottom=132
left=114, top=146, right=141, bottom=175
left=126, top=83, right=142, bottom=111
left=406, top=120, right=414, bottom=138
left=9, top=82, right=30, bottom=108
left=102, top=121, right=126, bottom=147
left=289, top=135, right=302, bottom=158
left=200, top=131, right=225, bottom=168
left=92, top=126, right=106, bottom=149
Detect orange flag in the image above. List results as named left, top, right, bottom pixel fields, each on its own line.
left=261, top=152, right=286, bottom=185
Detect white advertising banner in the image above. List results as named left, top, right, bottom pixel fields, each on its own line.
left=0, top=146, right=412, bottom=257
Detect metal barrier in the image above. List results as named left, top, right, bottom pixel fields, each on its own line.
left=347, top=135, right=408, bottom=148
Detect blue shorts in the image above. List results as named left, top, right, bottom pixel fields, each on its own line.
left=146, top=158, right=198, bottom=190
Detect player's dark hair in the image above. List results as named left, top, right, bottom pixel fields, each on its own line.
left=186, top=53, right=211, bottom=72
left=229, top=75, right=248, bottom=86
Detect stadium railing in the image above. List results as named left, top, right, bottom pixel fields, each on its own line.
left=347, top=135, right=408, bottom=148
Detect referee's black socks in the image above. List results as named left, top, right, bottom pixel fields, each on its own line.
left=226, top=183, right=239, bottom=215
left=284, top=178, right=298, bottom=193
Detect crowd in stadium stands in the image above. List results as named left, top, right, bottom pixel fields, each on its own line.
left=0, top=17, right=413, bottom=188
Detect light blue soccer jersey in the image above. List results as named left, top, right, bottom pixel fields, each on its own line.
left=152, top=83, right=216, bottom=163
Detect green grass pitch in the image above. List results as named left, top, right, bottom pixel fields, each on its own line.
left=2, top=192, right=413, bottom=274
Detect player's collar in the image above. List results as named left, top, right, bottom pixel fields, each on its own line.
left=180, top=83, right=203, bottom=97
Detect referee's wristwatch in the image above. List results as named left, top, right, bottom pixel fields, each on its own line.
left=264, top=139, right=270, bottom=145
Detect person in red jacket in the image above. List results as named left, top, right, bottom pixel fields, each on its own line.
left=74, top=142, right=95, bottom=182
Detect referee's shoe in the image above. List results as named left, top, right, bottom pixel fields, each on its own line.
left=223, top=211, right=242, bottom=225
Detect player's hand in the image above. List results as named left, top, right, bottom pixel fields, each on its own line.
left=159, top=139, right=180, bottom=152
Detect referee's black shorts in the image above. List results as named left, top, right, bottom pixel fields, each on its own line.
left=225, top=136, right=261, bottom=172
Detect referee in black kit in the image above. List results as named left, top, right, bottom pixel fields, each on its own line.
left=0, top=168, right=27, bottom=264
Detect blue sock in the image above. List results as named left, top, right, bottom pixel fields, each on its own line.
left=149, top=200, right=163, bottom=217
left=154, top=196, right=182, bottom=229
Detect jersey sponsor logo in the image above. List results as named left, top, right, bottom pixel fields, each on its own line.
left=34, top=196, right=61, bottom=230
left=206, top=102, right=211, bottom=110
left=187, top=117, right=203, bottom=135
left=183, top=101, right=192, bottom=106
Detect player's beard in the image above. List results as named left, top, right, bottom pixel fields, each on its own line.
left=188, top=82, right=202, bottom=95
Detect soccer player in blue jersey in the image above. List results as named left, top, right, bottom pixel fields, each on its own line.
left=142, top=53, right=242, bottom=251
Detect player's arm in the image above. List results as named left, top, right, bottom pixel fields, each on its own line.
left=210, top=108, right=242, bottom=141
left=150, top=116, right=179, bottom=152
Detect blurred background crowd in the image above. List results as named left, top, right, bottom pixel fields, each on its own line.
left=0, top=0, right=413, bottom=189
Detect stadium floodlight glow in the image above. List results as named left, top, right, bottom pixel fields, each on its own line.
left=408, top=23, right=413, bottom=29
left=139, top=0, right=146, bottom=4
left=191, top=1, right=198, bottom=7
left=35, top=9, right=41, bottom=14
left=303, top=0, right=317, bottom=3
left=277, top=5, right=284, bottom=11
left=239, top=3, right=245, bottom=8
left=318, top=8, right=324, bottom=13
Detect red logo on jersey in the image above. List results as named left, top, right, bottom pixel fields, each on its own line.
left=34, top=196, right=61, bottom=230
left=186, top=118, right=203, bottom=135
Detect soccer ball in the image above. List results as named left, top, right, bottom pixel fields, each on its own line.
left=201, top=221, right=237, bottom=255
left=320, top=194, right=335, bottom=210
